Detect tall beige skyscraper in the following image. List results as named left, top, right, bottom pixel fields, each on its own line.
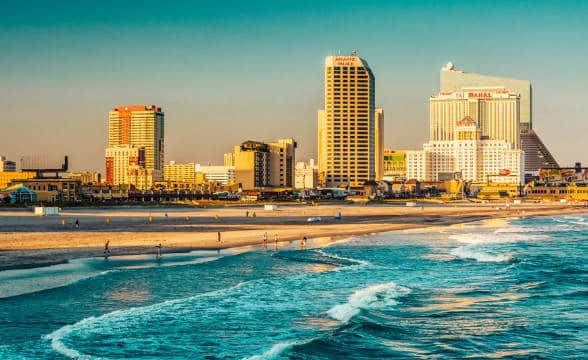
left=318, top=54, right=379, bottom=187
left=107, top=105, right=165, bottom=183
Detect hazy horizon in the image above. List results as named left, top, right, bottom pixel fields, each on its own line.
left=2, top=0, right=587, bottom=174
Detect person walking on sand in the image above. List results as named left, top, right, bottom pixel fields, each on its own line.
left=252, top=211, right=256, bottom=218
left=246, top=211, right=249, bottom=218
left=104, top=240, right=111, bottom=259
left=217, top=231, right=222, bottom=253
left=155, top=243, right=163, bottom=259
left=263, top=232, right=268, bottom=249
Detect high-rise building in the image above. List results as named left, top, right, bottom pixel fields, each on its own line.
left=440, top=62, right=532, bottom=130
left=164, top=161, right=195, bottom=183
left=439, top=62, right=558, bottom=173
left=107, top=105, right=164, bottom=183
left=430, top=88, right=520, bottom=148
left=268, top=138, right=297, bottom=187
left=318, top=54, right=378, bottom=187
left=0, top=156, right=16, bottom=172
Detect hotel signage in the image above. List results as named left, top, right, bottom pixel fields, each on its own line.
left=332, top=56, right=360, bottom=67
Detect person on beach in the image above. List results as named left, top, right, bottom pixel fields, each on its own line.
left=155, top=243, right=162, bottom=259
left=252, top=211, right=256, bottom=218
left=246, top=211, right=249, bottom=218
left=104, top=240, right=111, bottom=259
left=274, top=234, right=278, bottom=250
left=217, top=232, right=222, bottom=253
left=263, top=232, right=268, bottom=249
left=300, top=236, right=307, bottom=249
left=74, top=219, right=79, bottom=229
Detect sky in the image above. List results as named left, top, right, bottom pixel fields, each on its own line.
left=1, top=0, right=586, bottom=173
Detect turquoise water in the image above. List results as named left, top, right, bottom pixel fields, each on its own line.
left=0, top=214, right=586, bottom=359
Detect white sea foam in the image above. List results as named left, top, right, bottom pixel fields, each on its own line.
left=327, top=282, right=410, bottom=323
left=449, top=232, right=548, bottom=245
left=243, top=339, right=309, bottom=360
left=450, top=245, right=514, bottom=263
left=314, top=249, right=371, bottom=269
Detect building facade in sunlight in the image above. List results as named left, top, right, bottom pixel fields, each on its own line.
left=440, top=62, right=558, bottom=174
left=318, top=54, right=382, bottom=187
left=106, top=105, right=164, bottom=187
left=430, top=87, right=521, bottom=148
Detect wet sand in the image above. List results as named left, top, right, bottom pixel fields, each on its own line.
left=1, top=202, right=586, bottom=270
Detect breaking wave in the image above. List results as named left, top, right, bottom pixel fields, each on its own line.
left=450, top=245, right=515, bottom=263
left=327, top=282, right=410, bottom=323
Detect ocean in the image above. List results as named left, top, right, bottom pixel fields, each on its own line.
left=0, top=214, right=586, bottom=359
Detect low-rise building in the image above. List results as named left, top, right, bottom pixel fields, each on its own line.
left=0, top=171, right=37, bottom=188
left=0, top=156, right=16, bottom=172
left=164, top=161, right=196, bottom=183
left=15, top=178, right=81, bottom=202
left=196, top=164, right=235, bottom=185
left=68, top=172, right=101, bottom=185
left=383, top=150, right=407, bottom=182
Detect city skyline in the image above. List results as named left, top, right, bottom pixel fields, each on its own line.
left=1, top=1, right=587, bottom=173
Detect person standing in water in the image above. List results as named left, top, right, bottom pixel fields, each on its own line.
left=104, top=240, right=111, bottom=259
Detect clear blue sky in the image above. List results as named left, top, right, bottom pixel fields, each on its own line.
left=1, top=0, right=586, bottom=172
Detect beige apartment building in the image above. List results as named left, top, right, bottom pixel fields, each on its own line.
left=107, top=105, right=164, bottom=183
left=318, top=54, right=381, bottom=187
left=232, top=139, right=296, bottom=190
left=104, top=145, right=145, bottom=187
left=234, top=141, right=270, bottom=190
left=268, top=138, right=297, bottom=187
left=164, top=161, right=196, bottom=183
left=430, top=88, right=520, bottom=148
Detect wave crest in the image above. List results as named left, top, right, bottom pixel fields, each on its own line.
left=450, top=245, right=514, bottom=263
left=327, top=282, right=410, bottom=323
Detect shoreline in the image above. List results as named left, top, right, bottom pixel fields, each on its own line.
left=1, top=204, right=586, bottom=271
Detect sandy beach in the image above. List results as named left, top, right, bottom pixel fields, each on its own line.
left=1, top=202, right=586, bottom=270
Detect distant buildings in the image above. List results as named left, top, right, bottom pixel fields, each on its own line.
left=164, top=161, right=196, bottom=183
left=0, top=171, right=36, bottom=189
left=383, top=149, right=406, bottom=182
left=223, top=152, right=235, bottom=167
left=232, top=139, right=296, bottom=190
left=318, top=54, right=383, bottom=187
left=106, top=105, right=164, bottom=188
left=67, top=171, right=101, bottom=185
left=105, top=145, right=146, bottom=187
left=295, top=159, right=318, bottom=189
left=196, top=164, right=235, bottom=185
left=0, top=156, right=16, bottom=172
left=440, top=62, right=558, bottom=173
left=408, top=117, right=524, bottom=184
